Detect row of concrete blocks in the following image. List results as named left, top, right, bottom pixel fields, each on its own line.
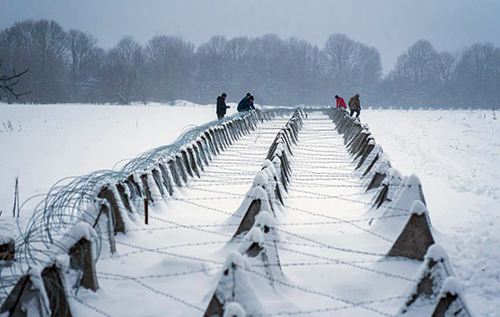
left=0, top=223, right=98, bottom=317
left=94, top=110, right=273, bottom=254
left=204, top=108, right=306, bottom=317
left=331, top=108, right=473, bottom=317
left=0, top=109, right=284, bottom=317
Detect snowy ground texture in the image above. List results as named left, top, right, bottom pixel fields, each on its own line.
left=0, top=103, right=499, bottom=316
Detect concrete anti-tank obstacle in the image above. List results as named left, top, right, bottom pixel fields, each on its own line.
left=94, top=202, right=117, bottom=253
left=387, top=201, right=435, bottom=261
left=175, top=154, right=189, bottom=184
left=196, top=138, right=210, bottom=166
left=351, top=130, right=371, bottom=156
left=223, top=303, right=246, bottom=317
left=41, top=264, right=74, bottom=317
left=51, top=222, right=100, bottom=292
left=209, top=128, right=221, bottom=154
left=157, top=162, right=174, bottom=196
left=431, top=277, right=473, bottom=317
left=5, top=263, right=77, bottom=317
left=126, top=173, right=143, bottom=198
left=365, top=153, right=392, bottom=190
left=139, top=172, right=155, bottom=203
left=363, top=153, right=380, bottom=177
left=203, top=131, right=217, bottom=156
left=233, top=186, right=268, bottom=237
left=271, top=155, right=285, bottom=189
left=238, top=211, right=284, bottom=286
left=186, top=144, right=201, bottom=178
left=378, top=174, right=427, bottom=220
left=262, top=159, right=284, bottom=205
left=116, top=182, right=137, bottom=215
left=151, top=168, right=167, bottom=197
left=69, top=238, right=99, bottom=291
left=367, top=172, right=386, bottom=191
left=397, top=244, right=455, bottom=316
left=354, top=135, right=374, bottom=160
left=192, top=141, right=205, bottom=171
left=355, top=139, right=376, bottom=169
left=372, top=168, right=404, bottom=209
left=97, top=184, right=126, bottom=234
left=203, top=252, right=265, bottom=317
left=199, top=136, right=213, bottom=163
left=0, top=272, right=50, bottom=316
left=167, top=157, right=183, bottom=188
left=180, top=147, right=194, bottom=178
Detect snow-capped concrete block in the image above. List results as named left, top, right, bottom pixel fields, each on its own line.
left=49, top=223, right=100, bottom=292
left=238, top=211, right=284, bottom=286
left=175, top=154, right=189, bottom=184
left=233, top=187, right=266, bottom=237
left=387, top=201, right=435, bottom=261
left=372, top=168, right=404, bottom=210
left=0, top=271, right=51, bottom=317
left=186, top=145, right=202, bottom=178
left=431, top=277, right=473, bottom=317
left=397, top=245, right=454, bottom=316
left=157, top=163, right=174, bottom=196
left=204, top=252, right=264, bottom=317
left=95, top=201, right=117, bottom=253
left=223, top=302, right=246, bottom=317
left=97, top=184, right=127, bottom=234
left=166, top=158, right=182, bottom=188
left=253, top=171, right=269, bottom=188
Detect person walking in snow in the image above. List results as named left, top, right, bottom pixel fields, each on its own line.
left=348, top=93, right=361, bottom=118
left=216, top=93, right=230, bottom=120
left=237, top=94, right=255, bottom=114
left=335, top=95, right=347, bottom=109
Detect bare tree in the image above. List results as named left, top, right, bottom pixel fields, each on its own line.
left=393, top=39, right=440, bottom=87
left=67, top=29, right=100, bottom=102
left=145, top=35, right=195, bottom=102
left=31, top=20, right=68, bottom=103
left=0, top=60, right=31, bottom=100
left=436, top=51, right=458, bottom=85
left=455, top=43, right=500, bottom=107
left=101, top=36, right=144, bottom=104
left=324, top=33, right=381, bottom=101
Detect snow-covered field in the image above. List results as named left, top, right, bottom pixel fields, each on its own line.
left=0, top=101, right=221, bottom=215
left=364, top=109, right=500, bottom=316
left=0, top=104, right=499, bottom=316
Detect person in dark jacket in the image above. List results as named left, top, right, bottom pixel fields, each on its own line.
left=348, top=93, right=361, bottom=118
left=216, top=93, right=230, bottom=120
left=237, top=94, right=255, bottom=113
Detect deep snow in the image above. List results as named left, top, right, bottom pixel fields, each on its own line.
left=0, top=104, right=499, bottom=316
left=363, top=109, right=500, bottom=316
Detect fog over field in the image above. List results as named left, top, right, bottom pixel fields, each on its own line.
left=1, top=0, right=500, bottom=107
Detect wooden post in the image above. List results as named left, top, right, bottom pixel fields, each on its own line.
left=144, top=198, right=149, bottom=225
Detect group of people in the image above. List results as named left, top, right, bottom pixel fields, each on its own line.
left=216, top=91, right=361, bottom=120
left=216, top=93, right=255, bottom=120
left=335, top=93, right=361, bottom=118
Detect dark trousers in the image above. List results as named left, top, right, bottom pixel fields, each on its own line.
left=217, top=114, right=224, bottom=120
left=350, top=108, right=360, bottom=118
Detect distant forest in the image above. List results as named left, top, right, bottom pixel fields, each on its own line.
left=1, top=19, right=499, bottom=108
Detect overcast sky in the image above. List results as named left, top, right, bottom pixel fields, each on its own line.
left=1, top=0, right=499, bottom=73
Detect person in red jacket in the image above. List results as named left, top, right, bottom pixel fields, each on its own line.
left=335, top=95, right=347, bottom=109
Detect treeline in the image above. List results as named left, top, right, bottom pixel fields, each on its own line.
left=1, top=19, right=499, bottom=108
